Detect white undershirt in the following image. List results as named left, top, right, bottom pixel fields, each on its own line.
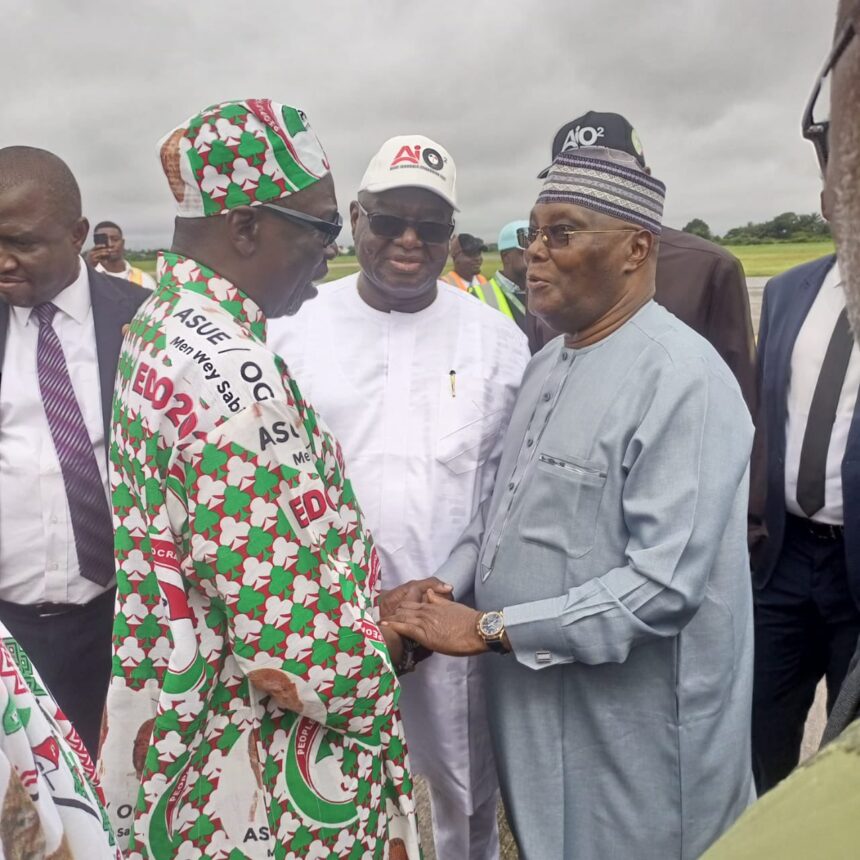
left=0, top=260, right=112, bottom=603
left=784, top=262, right=860, bottom=524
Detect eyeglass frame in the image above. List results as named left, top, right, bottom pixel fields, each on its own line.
left=517, top=225, right=640, bottom=250
left=356, top=202, right=455, bottom=245
left=802, top=4, right=858, bottom=171
left=258, top=203, right=343, bottom=246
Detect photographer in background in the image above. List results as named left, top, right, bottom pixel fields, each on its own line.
left=87, top=220, right=155, bottom=289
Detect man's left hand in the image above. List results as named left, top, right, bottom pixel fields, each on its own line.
left=382, top=590, right=488, bottom=656
left=379, top=577, right=453, bottom=620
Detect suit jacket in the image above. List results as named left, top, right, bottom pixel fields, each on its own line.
left=748, top=254, right=860, bottom=601
left=527, top=228, right=757, bottom=413
left=655, top=227, right=756, bottom=413
left=0, top=265, right=150, bottom=451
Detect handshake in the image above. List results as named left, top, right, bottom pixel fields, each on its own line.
left=378, top=577, right=453, bottom=672
left=379, top=576, right=454, bottom=621
left=378, top=577, right=495, bottom=670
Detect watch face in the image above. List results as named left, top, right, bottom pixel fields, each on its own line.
left=481, top=612, right=504, bottom=637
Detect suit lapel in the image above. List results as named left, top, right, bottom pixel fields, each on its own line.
left=844, top=282, right=860, bottom=531
left=89, top=267, right=136, bottom=444
left=768, top=256, right=836, bottom=459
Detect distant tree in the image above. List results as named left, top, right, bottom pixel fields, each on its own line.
left=682, top=218, right=713, bottom=241
left=769, top=212, right=801, bottom=239
left=721, top=212, right=832, bottom=245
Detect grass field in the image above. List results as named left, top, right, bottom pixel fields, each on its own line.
left=729, top=240, right=835, bottom=276
left=131, top=240, right=835, bottom=281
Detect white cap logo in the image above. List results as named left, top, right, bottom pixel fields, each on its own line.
left=389, top=143, right=446, bottom=171
left=562, top=125, right=605, bottom=151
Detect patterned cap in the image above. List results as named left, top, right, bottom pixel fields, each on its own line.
left=158, top=99, right=330, bottom=217
left=538, top=146, right=665, bottom=235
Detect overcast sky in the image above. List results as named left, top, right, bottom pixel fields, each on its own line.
left=2, top=0, right=838, bottom=249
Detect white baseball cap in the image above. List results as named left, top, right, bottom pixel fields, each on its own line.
left=358, top=134, right=458, bottom=210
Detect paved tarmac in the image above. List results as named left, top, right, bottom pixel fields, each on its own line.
left=747, top=277, right=766, bottom=331
left=414, top=277, right=827, bottom=860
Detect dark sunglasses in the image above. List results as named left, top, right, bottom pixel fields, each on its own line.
left=357, top=202, right=454, bottom=245
left=517, top=225, right=638, bottom=250
left=259, top=203, right=343, bottom=246
left=802, top=7, right=858, bottom=171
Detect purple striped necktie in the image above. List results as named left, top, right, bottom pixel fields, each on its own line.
left=35, top=302, right=115, bottom=587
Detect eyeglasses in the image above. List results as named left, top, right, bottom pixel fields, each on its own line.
left=357, top=202, right=454, bottom=245
left=802, top=8, right=858, bottom=171
left=517, top=225, right=638, bottom=250
left=258, top=203, right=343, bottom=246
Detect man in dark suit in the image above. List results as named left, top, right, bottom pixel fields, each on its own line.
left=750, top=243, right=860, bottom=792
left=0, top=146, right=148, bottom=757
left=684, top=5, right=860, bottom=854
left=532, top=111, right=757, bottom=414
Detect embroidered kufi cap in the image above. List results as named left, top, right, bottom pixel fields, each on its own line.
left=538, top=146, right=665, bottom=235
left=157, top=99, right=330, bottom=217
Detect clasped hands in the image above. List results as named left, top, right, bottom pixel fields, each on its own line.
left=378, top=577, right=490, bottom=663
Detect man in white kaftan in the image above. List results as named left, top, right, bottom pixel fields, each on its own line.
left=270, top=135, right=529, bottom=860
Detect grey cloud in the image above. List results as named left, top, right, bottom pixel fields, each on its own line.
left=0, top=0, right=838, bottom=248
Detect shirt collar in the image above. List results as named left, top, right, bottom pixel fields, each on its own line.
left=825, top=260, right=843, bottom=292
left=12, top=257, right=91, bottom=327
left=156, top=251, right=267, bottom=342
left=96, top=260, right=131, bottom=277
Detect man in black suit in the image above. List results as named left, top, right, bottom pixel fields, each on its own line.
left=750, top=236, right=860, bottom=791
left=817, top=0, right=860, bottom=746
left=0, top=146, right=148, bottom=756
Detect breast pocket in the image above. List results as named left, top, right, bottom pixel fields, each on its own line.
left=519, top=453, right=607, bottom=558
left=436, top=377, right=506, bottom=475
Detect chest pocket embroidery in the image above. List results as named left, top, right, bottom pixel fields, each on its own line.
left=519, top=453, right=607, bottom=558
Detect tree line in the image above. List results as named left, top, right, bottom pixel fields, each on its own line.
left=683, top=212, right=832, bottom=245
left=128, top=211, right=832, bottom=259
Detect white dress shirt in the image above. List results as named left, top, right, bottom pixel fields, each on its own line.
left=0, top=261, right=113, bottom=603
left=269, top=274, right=530, bottom=814
left=784, top=262, right=860, bottom=524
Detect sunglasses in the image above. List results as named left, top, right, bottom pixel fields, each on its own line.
left=357, top=202, right=454, bottom=245
left=802, top=5, right=858, bottom=171
left=259, top=203, right=343, bottom=246
left=517, top=225, right=638, bottom=250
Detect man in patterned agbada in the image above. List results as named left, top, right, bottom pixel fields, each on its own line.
left=97, top=99, right=422, bottom=860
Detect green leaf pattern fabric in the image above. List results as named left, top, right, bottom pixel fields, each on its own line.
left=0, top=628, right=120, bottom=858
left=98, top=253, right=420, bottom=860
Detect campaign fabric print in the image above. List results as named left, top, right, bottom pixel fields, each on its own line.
left=98, top=253, right=420, bottom=860
left=0, top=628, right=120, bottom=859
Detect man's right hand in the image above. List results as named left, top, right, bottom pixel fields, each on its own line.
left=379, top=577, right=453, bottom=620
left=87, top=246, right=110, bottom=266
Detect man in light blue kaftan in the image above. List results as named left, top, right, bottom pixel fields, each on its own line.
left=384, top=147, right=756, bottom=860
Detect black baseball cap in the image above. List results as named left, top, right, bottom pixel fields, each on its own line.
left=456, top=233, right=488, bottom=255
left=537, top=110, right=647, bottom=178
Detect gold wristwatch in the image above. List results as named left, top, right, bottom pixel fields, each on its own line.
left=477, top=610, right=508, bottom=654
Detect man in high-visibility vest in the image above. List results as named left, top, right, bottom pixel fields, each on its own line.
left=88, top=220, right=156, bottom=289
left=471, top=220, right=529, bottom=338
left=443, top=232, right=488, bottom=291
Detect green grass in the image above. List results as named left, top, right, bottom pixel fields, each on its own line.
left=319, top=254, right=504, bottom=283
left=129, top=254, right=504, bottom=282
left=130, top=241, right=836, bottom=283
left=131, top=258, right=157, bottom=275
left=728, top=241, right=835, bottom=277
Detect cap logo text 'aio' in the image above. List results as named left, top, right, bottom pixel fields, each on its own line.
left=562, top=125, right=606, bottom=151
left=390, top=144, right=446, bottom=171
